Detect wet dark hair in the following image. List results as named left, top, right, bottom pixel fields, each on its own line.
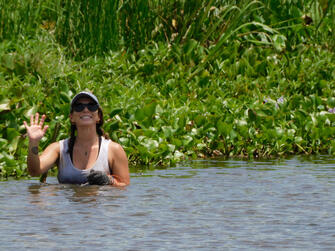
left=67, top=106, right=110, bottom=155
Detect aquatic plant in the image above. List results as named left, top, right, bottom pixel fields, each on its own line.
left=0, top=0, right=334, bottom=178
left=1, top=0, right=334, bottom=56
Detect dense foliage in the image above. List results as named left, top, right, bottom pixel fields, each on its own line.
left=0, top=0, right=334, bottom=178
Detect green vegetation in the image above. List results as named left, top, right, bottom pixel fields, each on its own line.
left=0, top=0, right=334, bottom=178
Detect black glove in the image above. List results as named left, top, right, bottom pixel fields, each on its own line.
left=87, top=170, right=110, bottom=185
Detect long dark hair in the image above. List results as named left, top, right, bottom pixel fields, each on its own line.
left=67, top=107, right=110, bottom=155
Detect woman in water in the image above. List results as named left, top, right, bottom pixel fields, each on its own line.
left=24, top=91, right=130, bottom=186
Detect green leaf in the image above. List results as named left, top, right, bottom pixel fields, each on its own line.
left=217, top=121, right=231, bottom=136
left=327, top=97, right=335, bottom=107
left=171, top=138, right=182, bottom=148
left=110, top=108, right=123, bottom=118
left=177, top=115, right=186, bottom=130
left=0, top=99, right=10, bottom=112
left=167, top=144, right=175, bottom=152
left=162, top=126, right=174, bottom=138
left=248, top=108, right=257, bottom=121
left=198, top=76, right=210, bottom=87
left=0, top=138, right=8, bottom=149
left=142, top=117, right=154, bottom=128
left=108, top=120, right=119, bottom=131
left=8, top=136, right=20, bottom=153
left=143, top=102, right=157, bottom=117
left=141, top=138, right=159, bottom=152
left=135, top=108, right=146, bottom=121
left=1, top=54, right=15, bottom=70
left=194, top=115, right=206, bottom=127
left=229, top=129, right=237, bottom=139
left=182, top=135, right=193, bottom=146
left=6, top=128, right=20, bottom=141
left=60, top=92, right=71, bottom=103
left=272, top=34, right=287, bottom=51
left=24, top=105, right=38, bottom=119
left=183, top=39, right=198, bottom=56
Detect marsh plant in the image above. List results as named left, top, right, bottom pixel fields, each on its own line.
left=0, top=0, right=334, bottom=178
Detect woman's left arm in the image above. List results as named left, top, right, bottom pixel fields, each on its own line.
left=108, top=142, right=130, bottom=186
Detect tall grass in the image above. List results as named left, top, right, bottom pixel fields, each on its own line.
left=55, top=0, right=120, bottom=57
left=1, top=0, right=333, bottom=58
left=0, top=0, right=41, bottom=39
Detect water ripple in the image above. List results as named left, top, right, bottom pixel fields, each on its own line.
left=1, top=156, right=335, bottom=249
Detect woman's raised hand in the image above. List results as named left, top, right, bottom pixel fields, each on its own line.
left=23, top=113, right=49, bottom=142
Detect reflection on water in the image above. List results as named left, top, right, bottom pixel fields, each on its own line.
left=1, top=156, right=335, bottom=250
left=28, top=184, right=100, bottom=203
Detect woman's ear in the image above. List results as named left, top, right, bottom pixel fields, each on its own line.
left=69, top=113, right=74, bottom=124
left=97, top=111, right=102, bottom=123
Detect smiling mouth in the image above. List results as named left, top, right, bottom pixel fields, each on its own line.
left=80, top=115, right=92, bottom=119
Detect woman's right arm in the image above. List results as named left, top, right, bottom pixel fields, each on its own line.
left=27, top=141, right=60, bottom=176
left=24, top=113, right=60, bottom=176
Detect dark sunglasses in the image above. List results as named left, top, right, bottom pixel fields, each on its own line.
left=73, top=103, right=99, bottom=112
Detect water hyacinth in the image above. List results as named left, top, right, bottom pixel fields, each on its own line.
left=275, top=96, right=285, bottom=108
left=277, top=96, right=284, bottom=104
left=0, top=0, right=334, bottom=178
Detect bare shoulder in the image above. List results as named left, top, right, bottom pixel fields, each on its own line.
left=108, top=140, right=126, bottom=154
left=107, top=140, right=128, bottom=165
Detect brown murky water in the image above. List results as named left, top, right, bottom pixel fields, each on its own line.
left=1, top=156, right=335, bottom=250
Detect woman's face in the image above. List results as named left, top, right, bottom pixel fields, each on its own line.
left=70, top=97, right=100, bottom=127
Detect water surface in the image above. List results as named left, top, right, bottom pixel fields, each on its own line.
left=1, top=156, right=335, bottom=250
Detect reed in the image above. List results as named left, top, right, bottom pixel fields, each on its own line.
left=0, top=0, right=334, bottom=58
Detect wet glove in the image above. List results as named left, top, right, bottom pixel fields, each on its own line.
left=87, top=170, right=111, bottom=185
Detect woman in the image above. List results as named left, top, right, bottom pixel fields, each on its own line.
left=24, top=91, right=130, bottom=186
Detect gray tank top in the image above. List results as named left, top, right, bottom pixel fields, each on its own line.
left=57, top=137, right=111, bottom=184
